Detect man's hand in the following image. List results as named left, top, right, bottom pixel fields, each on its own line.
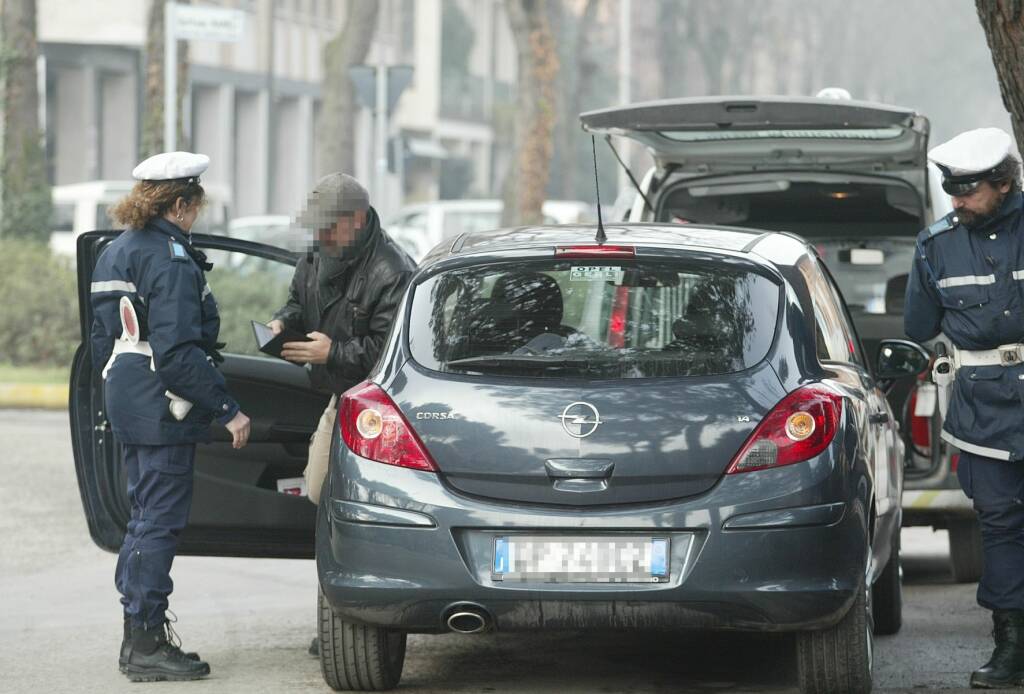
left=225, top=410, right=251, bottom=449
left=281, top=331, right=332, bottom=365
left=268, top=319, right=284, bottom=336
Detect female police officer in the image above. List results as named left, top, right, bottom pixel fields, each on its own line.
left=90, top=151, right=251, bottom=682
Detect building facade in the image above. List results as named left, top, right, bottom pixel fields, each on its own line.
left=38, top=0, right=516, bottom=225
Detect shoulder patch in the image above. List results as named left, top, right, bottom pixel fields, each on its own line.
left=924, top=213, right=957, bottom=240
left=169, top=240, right=189, bottom=262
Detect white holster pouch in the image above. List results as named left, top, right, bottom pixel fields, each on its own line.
left=931, top=353, right=954, bottom=419
left=102, top=296, right=194, bottom=421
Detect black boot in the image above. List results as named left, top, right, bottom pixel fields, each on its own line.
left=119, top=617, right=200, bottom=672
left=122, top=621, right=210, bottom=682
left=971, top=610, right=1024, bottom=688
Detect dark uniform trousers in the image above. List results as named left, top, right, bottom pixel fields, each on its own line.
left=115, top=443, right=196, bottom=628
left=958, top=451, right=1024, bottom=610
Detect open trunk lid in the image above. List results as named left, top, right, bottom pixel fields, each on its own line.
left=580, top=96, right=929, bottom=173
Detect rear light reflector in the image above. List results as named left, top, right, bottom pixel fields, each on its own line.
left=726, top=383, right=843, bottom=474
left=338, top=381, right=438, bottom=472
left=555, top=245, right=635, bottom=258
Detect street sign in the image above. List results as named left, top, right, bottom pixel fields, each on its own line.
left=348, top=65, right=415, bottom=116
left=172, top=5, right=245, bottom=43
left=163, top=3, right=246, bottom=151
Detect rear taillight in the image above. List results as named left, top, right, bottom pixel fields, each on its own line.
left=908, top=371, right=933, bottom=455
left=726, top=384, right=843, bottom=474
left=338, top=382, right=438, bottom=472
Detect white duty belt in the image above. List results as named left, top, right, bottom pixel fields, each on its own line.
left=953, top=343, right=1024, bottom=368
left=102, top=296, right=194, bottom=421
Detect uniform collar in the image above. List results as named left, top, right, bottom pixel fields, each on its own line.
left=146, top=217, right=213, bottom=271
left=148, top=216, right=192, bottom=245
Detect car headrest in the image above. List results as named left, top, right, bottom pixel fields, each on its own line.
left=491, top=272, right=564, bottom=329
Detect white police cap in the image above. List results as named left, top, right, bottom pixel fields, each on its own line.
left=928, top=127, right=1013, bottom=177
left=132, top=151, right=209, bottom=182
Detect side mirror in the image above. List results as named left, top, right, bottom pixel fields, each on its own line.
left=875, top=339, right=930, bottom=379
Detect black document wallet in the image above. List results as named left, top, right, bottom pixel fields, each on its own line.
left=251, top=320, right=312, bottom=359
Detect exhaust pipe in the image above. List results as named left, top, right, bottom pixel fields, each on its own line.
left=445, top=605, right=491, bottom=634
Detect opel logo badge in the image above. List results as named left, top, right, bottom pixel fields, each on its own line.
left=559, top=401, right=602, bottom=438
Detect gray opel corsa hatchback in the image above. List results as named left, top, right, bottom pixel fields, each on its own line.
left=70, top=224, right=928, bottom=694
left=314, top=224, right=927, bottom=693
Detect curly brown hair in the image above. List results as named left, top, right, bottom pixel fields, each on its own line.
left=108, top=179, right=205, bottom=229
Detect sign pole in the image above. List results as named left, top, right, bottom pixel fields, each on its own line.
left=164, top=1, right=177, bottom=152
left=375, top=61, right=388, bottom=212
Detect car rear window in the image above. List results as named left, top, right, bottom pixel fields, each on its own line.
left=407, top=258, right=781, bottom=379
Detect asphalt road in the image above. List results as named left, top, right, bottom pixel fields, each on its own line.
left=0, top=410, right=996, bottom=693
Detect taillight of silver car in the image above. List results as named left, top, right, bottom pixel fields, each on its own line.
left=338, top=382, right=439, bottom=472
left=725, top=384, right=843, bottom=474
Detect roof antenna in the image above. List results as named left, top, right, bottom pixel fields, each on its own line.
left=591, top=135, right=607, bottom=245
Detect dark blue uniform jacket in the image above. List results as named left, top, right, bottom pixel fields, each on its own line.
left=89, top=218, right=239, bottom=445
left=905, top=191, right=1024, bottom=461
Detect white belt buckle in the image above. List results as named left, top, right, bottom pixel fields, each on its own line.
left=1000, top=345, right=1023, bottom=366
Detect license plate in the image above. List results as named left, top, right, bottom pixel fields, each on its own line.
left=492, top=535, right=670, bottom=583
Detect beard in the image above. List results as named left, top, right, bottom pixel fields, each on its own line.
left=959, top=190, right=1007, bottom=228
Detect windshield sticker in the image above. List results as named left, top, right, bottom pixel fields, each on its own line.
left=570, top=266, right=625, bottom=283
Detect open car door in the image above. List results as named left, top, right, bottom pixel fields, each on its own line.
left=70, top=231, right=330, bottom=558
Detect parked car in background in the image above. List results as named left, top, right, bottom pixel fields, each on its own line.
left=71, top=222, right=925, bottom=693
left=581, top=95, right=980, bottom=580
left=386, top=199, right=595, bottom=262
left=49, top=179, right=231, bottom=257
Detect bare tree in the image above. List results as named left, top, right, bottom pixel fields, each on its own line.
left=977, top=0, right=1024, bottom=149
left=501, top=0, right=559, bottom=227
left=141, top=0, right=190, bottom=158
left=319, top=0, right=379, bottom=177
left=0, top=0, right=50, bottom=238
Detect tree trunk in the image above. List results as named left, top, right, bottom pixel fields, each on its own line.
left=501, top=0, right=559, bottom=227
left=0, top=0, right=50, bottom=239
left=141, top=0, right=190, bottom=158
left=319, top=0, right=379, bottom=177
left=976, top=0, right=1024, bottom=150
left=559, top=0, right=598, bottom=200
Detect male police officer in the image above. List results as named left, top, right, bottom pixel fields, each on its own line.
left=905, top=127, right=1024, bottom=689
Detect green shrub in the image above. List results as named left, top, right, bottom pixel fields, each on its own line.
left=0, top=239, right=79, bottom=366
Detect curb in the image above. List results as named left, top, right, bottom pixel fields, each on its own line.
left=0, top=384, right=68, bottom=410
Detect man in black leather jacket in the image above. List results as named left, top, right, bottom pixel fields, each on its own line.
left=268, top=173, right=414, bottom=505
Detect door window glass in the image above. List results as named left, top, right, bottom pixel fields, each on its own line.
left=202, top=249, right=294, bottom=358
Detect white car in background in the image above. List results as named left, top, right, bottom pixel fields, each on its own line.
left=49, top=180, right=231, bottom=257
left=386, top=199, right=595, bottom=263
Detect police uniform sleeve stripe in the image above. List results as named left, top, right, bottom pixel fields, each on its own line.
left=935, top=274, right=996, bottom=289
left=1012, top=270, right=1024, bottom=280
left=91, top=280, right=138, bottom=293
left=940, top=430, right=1013, bottom=461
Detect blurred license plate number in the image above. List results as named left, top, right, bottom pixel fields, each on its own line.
left=492, top=536, right=670, bottom=583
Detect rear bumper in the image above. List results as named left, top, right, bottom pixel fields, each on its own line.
left=317, top=449, right=869, bottom=634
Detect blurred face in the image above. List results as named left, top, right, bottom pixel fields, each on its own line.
left=317, top=209, right=367, bottom=256
left=951, top=179, right=1011, bottom=227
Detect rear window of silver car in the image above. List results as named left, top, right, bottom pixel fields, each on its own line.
left=407, top=259, right=781, bottom=379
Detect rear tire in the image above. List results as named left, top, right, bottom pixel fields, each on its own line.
left=948, top=518, right=984, bottom=583
left=796, top=582, right=873, bottom=694
left=872, top=529, right=902, bottom=635
left=318, top=587, right=407, bottom=691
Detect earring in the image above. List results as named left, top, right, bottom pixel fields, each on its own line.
left=177, top=213, right=184, bottom=222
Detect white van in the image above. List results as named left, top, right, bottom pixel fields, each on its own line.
left=49, top=180, right=231, bottom=257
